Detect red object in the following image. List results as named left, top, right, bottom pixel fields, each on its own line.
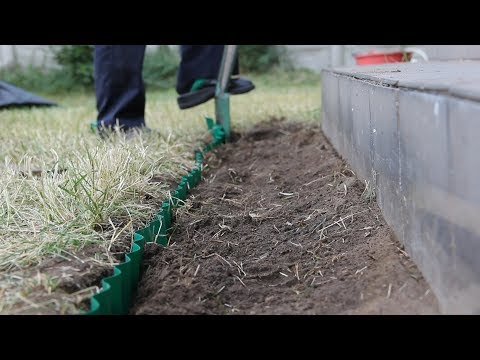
left=354, top=50, right=412, bottom=65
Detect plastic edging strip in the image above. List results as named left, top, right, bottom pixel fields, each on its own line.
left=85, top=117, right=225, bottom=315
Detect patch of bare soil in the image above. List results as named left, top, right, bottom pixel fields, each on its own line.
left=132, top=119, right=440, bottom=315
left=0, top=234, right=132, bottom=315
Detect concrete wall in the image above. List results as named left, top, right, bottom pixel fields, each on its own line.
left=422, top=45, right=480, bottom=61
left=3, top=45, right=480, bottom=72
left=4, top=45, right=480, bottom=72
left=321, top=62, right=480, bottom=314
left=285, top=45, right=480, bottom=72
left=0, top=45, right=171, bottom=69
left=0, top=45, right=408, bottom=71
left=0, top=45, right=58, bottom=68
left=284, top=45, right=403, bottom=71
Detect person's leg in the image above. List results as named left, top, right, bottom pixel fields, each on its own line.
left=176, top=45, right=235, bottom=94
left=176, top=45, right=254, bottom=110
left=94, top=45, right=147, bottom=131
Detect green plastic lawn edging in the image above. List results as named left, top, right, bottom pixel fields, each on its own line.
left=84, top=117, right=225, bottom=315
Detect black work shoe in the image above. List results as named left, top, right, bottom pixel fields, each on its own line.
left=177, top=79, right=216, bottom=110
left=177, top=77, right=255, bottom=110
left=91, top=121, right=151, bottom=140
left=228, top=76, right=255, bottom=94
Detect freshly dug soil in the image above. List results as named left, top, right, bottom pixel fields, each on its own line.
left=131, top=119, right=440, bottom=315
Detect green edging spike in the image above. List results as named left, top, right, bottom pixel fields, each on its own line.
left=84, top=117, right=225, bottom=315
left=187, top=173, right=195, bottom=189
left=160, top=201, right=171, bottom=229
left=172, top=190, right=181, bottom=207
left=195, top=151, right=203, bottom=163
left=155, top=216, right=168, bottom=246
left=90, top=121, right=98, bottom=134
left=85, top=232, right=145, bottom=315
left=206, top=117, right=215, bottom=130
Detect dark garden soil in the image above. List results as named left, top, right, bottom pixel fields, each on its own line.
left=3, top=233, right=133, bottom=315
left=131, top=119, right=440, bottom=315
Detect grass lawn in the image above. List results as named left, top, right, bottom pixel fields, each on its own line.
left=0, top=69, right=321, bottom=314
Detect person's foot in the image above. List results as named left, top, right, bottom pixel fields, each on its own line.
left=177, top=79, right=217, bottom=110
left=91, top=121, right=151, bottom=140
left=228, top=76, right=255, bottom=95
left=177, top=76, right=255, bottom=110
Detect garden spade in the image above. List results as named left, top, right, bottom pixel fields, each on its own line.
left=215, top=45, right=238, bottom=142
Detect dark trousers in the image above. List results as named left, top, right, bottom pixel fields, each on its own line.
left=94, top=45, right=239, bottom=128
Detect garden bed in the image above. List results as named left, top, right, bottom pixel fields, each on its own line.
left=132, top=119, right=440, bottom=314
